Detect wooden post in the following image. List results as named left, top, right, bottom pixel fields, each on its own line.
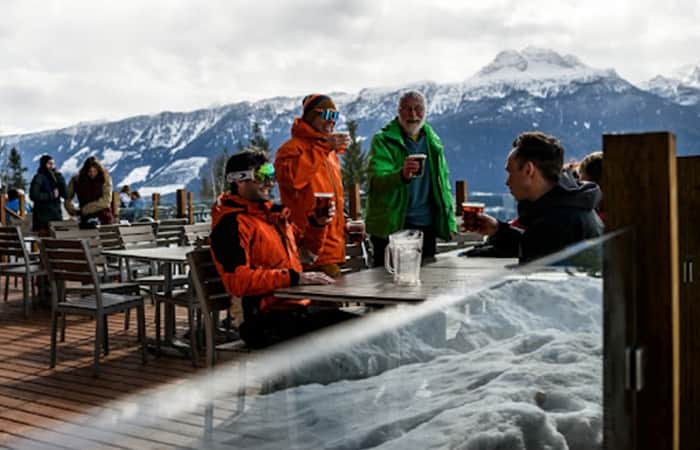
left=348, top=183, right=361, bottom=220
left=152, top=193, right=160, bottom=221
left=176, top=189, right=186, bottom=219
left=455, top=180, right=467, bottom=215
left=0, top=194, right=5, bottom=225
left=18, top=194, right=26, bottom=218
left=676, top=156, right=700, bottom=450
left=111, top=192, right=120, bottom=220
left=187, top=192, right=194, bottom=224
left=603, top=132, right=680, bottom=450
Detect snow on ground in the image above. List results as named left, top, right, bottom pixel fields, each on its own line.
left=206, top=273, right=602, bottom=450
left=117, top=165, right=151, bottom=186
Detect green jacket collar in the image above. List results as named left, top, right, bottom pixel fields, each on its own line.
left=380, top=118, right=440, bottom=149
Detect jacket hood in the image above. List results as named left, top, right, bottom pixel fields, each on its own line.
left=378, top=118, right=441, bottom=147
left=291, top=118, right=323, bottom=139
left=517, top=170, right=601, bottom=224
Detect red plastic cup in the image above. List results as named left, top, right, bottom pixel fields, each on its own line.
left=346, top=220, right=365, bottom=244
left=406, top=154, right=427, bottom=177
left=462, top=202, right=485, bottom=231
left=314, top=192, right=334, bottom=218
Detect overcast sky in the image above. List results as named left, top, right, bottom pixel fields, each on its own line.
left=1, top=0, right=699, bottom=135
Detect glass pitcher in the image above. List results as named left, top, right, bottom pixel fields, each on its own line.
left=384, top=229, right=423, bottom=285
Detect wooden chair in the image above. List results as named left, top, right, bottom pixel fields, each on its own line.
left=188, top=247, right=246, bottom=439
left=52, top=228, right=125, bottom=284
left=48, top=219, right=79, bottom=235
left=39, top=238, right=146, bottom=376
left=344, top=241, right=371, bottom=273
left=97, top=223, right=125, bottom=251
left=187, top=247, right=236, bottom=367
left=156, top=218, right=188, bottom=247
left=183, top=222, right=210, bottom=246
left=52, top=227, right=141, bottom=334
left=0, top=226, right=46, bottom=317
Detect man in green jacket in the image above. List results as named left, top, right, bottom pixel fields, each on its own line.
left=365, top=90, right=456, bottom=266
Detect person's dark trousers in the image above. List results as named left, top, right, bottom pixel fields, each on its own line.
left=239, top=297, right=358, bottom=349
left=370, top=224, right=437, bottom=268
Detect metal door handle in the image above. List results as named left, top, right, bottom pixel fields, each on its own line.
left=635, top=347, right=645, bottom=392
left=690, top=261, right=694, bottom=283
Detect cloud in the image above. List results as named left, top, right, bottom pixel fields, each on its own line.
left=1, top=0, right=699, bottom=134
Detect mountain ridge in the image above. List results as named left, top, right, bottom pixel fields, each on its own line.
left=3, top=48, right=699, bottom=195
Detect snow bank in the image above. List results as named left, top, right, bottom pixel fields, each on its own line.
left=211, top=274, right=603, bottom=450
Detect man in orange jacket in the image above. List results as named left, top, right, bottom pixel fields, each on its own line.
left=210, top=150, right=349, bottom=348
left=275, top=94, right=351, bottom=277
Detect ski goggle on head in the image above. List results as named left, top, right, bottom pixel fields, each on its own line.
left=317, top=109, right=340, bottom=121
left=226, top=162, right=275, bottom=184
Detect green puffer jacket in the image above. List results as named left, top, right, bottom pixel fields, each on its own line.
left=365, top=119, right=456, bottom=240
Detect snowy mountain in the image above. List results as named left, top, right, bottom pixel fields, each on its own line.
left=3, top=48, right=700, bottom=196
left=644, top=63, right=700, bottom=106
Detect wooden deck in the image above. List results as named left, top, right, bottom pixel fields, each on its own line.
left=0, top=286, right=235, bottom=449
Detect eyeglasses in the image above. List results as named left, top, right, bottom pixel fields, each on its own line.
left=226, top=162, right=276, bottom=184
left=317, top=109, right=340, bottom=121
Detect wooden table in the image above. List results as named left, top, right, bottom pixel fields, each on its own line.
left=103, top=246, right=194, bottom=343
left=275, top=254, right=517, bottom=305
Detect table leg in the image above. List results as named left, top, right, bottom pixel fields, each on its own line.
left=163, top=262, right=176, bottom=342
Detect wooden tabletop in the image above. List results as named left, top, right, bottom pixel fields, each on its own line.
left=102, top=245, right=195, bottom=263
left=275, top=254, right=517, bottom=304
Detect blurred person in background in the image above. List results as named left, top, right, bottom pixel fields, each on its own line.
left=29, top=154, right=67, bottom=236
left=65, top=156, right=114, bottom=228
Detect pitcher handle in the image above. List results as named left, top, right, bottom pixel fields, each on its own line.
left=384, top=244, right=395, bottom=274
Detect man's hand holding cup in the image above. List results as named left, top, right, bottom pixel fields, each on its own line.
left=327, top=131, right=350, bottom=152
left=312, top=192, right=335, bottom=225
left=461, top=203, right=498, bottom=237
left=402, top=154, right=426, bottom=180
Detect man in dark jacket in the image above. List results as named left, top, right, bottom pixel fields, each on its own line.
left=466, top=132, right=603, bottom=263
left=29, top=154, right=67, bottom=235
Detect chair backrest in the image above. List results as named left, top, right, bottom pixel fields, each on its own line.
left=51, top=228, right=107, bottom=265
left=49, top=219, right=79, bottom=236
left=0, top=225, right=33, bottom=266
left=118, top=223, right=158, bottom=249
left=344, top=242, right=370, bottom=272
left=187, top=248, right=232, bottom=367
left=97, top=223, right=126, bottom=250
left=39, top=238, right=103, bottom=307
left=183, top=222, right=211, bottom=246
left=156, top=218, right=188, bottom=247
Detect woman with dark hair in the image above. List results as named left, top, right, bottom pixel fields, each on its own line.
left=65, top=156, right=114, bottom=227
left=29, top=154, right=67, bottom=235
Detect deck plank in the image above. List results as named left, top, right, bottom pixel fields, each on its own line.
left=0, top=287, right=242, bottom=449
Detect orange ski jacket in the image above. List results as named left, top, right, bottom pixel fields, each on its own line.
left=209, top=193, right=327, bottom=312
left=274, top=118, right=346, bottom=268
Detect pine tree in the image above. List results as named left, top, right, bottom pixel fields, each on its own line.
left=211, top=147, right=230, bottom=196
left=249, top=122, right=269, bottom=152
left=341, top=120, right=368, bottom=191
left=7, top=147, right=27, bottom=190
left=199, top=170, right=214, bottom=201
